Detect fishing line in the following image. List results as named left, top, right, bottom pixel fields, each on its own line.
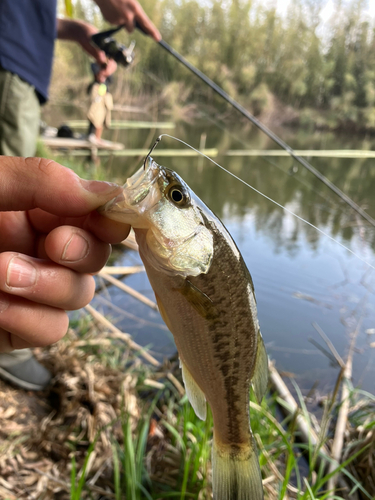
left=196, top=109, right=341, bottom=216
left=156, top=133, right=375, bottom=271
left=98, top=23, right=375, bottom=227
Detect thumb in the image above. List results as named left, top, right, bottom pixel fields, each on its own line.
left=85, top=43, right=108, bottom=66
left=0, top=157, right=123, bottom=216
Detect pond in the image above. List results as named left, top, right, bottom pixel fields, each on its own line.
left=46, top=106, right=375, bottom=396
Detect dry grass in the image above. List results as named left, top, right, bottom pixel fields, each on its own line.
left=0, top=329, right=137, bottom=499
left=0, top=317, right=373, bottom=499
left=0, top=323, right=200, bottom=499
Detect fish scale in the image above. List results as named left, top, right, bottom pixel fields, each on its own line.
left=188, top=227, right=257, bottom=446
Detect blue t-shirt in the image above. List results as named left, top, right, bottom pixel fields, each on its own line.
left=0, top=0, right=57, bottom=103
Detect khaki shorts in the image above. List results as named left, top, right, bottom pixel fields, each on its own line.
left=0, top=68, right=40, bottom=157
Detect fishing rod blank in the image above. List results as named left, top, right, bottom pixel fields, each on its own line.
left=135, top=24, right=375, bottom=228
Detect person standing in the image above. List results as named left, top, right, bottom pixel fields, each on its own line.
left=0, top=0, right=161, bottom=389
left=87, top=62, right=117, bottom=146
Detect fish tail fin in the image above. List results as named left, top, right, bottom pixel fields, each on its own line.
left=212, top=433, right=264, bottom=500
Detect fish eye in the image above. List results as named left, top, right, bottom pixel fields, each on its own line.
left=167, top=184, right=188, bottom=206
left=171, top=188, right=183, bottom=203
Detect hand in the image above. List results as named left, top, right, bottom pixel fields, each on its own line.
left=0, top=157, right=130, bottom=353
left=57, top=18, right=109, bottom=66
left=94, top=0, right=161, bottom=41
left=96, top=58, right=118, bottom=83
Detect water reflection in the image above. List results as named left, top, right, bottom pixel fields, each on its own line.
left=45, top=105, right=375, bottom=393
left=106, top=121, right=375, bottom=255
left=110, top=124, right=375, bottom=394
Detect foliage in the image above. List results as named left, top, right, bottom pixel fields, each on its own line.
left=54, top=0, right=375, bottom=130
left=64, top=0, right=73, bottom=18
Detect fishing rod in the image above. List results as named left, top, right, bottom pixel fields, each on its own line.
left=93, top=24, right=375, bottom=228
left=154, top=37, right=375, bottom=228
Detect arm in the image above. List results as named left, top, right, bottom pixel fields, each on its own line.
left=56, top=18, right=108, bottom=65
left=94, top=0, right=161, bottom=41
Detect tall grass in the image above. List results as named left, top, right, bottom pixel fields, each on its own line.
left=67, top=371, right=373, bottom=499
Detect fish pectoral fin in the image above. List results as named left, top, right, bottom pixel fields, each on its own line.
left=177, top=279, right=219, bottom=320
left=180, top=359, right=207, bottom=421
left=251, top=331, right=269, bottom=404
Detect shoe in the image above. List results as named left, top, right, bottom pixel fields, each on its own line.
left=88, top=133, right=99, bottom=145
left=96, top=138, right=113, bottom=147
left=0, top=356, right=52, bottom=391
left=88, top=134, right=114, bottom=148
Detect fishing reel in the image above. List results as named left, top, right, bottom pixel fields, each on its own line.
left=91, top=25, right=135, bottom=67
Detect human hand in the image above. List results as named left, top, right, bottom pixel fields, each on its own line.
left=0, top=157, right=130, bottom=353
left=96, top=58, right=118, bottom=83
left=94, top=0, right=161, bottom=41
left=57, top=18, right=109, bottom=67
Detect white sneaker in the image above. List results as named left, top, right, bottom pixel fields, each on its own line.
left=88, top=133, right=99, bottom=145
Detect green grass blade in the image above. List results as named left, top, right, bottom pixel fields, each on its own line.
left=112, top=443, right=121, bottom=500
left=162, top=420, right=187, bottom=454
left=70, top=455, right=77, bottom=499
left=180, top=449, right=192, bottom=500
left=75, top=439, right=97, bottom=498
left=315, top=444, right=372, bottom=499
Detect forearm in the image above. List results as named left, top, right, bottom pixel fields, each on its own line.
left=56, top=18, right=107, bottom=65
left=56, top=18, right=94, bottom=42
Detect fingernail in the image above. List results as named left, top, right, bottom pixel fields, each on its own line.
left=80, top=179, right=122, bottom=197
left=61, top=233, right=89, bottom=262
left=0, top=292, right=10, bottom=313
left=7, top=257, right=37, bottom=288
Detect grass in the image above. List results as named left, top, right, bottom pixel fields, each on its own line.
left=64, top=371, right=373, bottom=499
left=0, top=302, right=372, bottom=500
left=56, top=320, right=374, bottom=500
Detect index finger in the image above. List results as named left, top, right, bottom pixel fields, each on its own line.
left=28, top=209, right=130, bottom=245
left=133, top=3, right=161, bottom=41
left=0, top=156, right=123, bottom=216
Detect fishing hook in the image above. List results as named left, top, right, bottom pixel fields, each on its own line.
left=144, top=136, right=162, bottom=169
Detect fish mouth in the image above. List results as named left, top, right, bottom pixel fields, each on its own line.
left=125, top=156, right=156, bottom=191
left=99, top=156, right=162, bottom=220
left=125, top=156, right=161, bottom=206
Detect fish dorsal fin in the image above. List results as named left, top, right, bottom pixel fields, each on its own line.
left=251, top=331, right=269, bottom=404
left=180, top=359, right=207, bottom=421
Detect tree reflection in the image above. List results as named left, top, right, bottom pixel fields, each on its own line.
left=161, top=126, right=375, bottom=257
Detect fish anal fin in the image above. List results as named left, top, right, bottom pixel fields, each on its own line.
left=180, top=359, right=207, bottom=421
left=251, top=331, right=269, bottom=404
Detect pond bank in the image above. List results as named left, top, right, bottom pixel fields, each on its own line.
left=0, top=316, right=373, bottom=500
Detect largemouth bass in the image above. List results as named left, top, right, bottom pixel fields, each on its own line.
left=101, top=157, right=268, bottom=500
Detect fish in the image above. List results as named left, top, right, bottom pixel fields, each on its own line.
left=100, top=157, right=268, bottom=500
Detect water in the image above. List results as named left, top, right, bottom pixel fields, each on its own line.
left=47, top=107, right=375, bottom=395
